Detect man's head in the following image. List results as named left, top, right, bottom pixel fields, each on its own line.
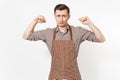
left=54, top=4, right=70, bottom=27
left=54, top=4, right=70, bottom=14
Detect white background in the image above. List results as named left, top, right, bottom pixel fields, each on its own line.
left=0, top=0, right=120, bottom=80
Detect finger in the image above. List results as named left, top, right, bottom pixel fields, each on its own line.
left=42, top=18, right=46, bottom=22
left=38, top=19, right=46, bottom=23
left=40, top=19, right=46, bottom=22
left=39, top=16, right=46, bottom=22
left=79, top=17, right=87, bottom=22
left=79, top=18, right=85, bottom=22
left=38, top=21, right=46, bottom=23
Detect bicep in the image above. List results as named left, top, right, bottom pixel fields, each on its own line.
left=82, top=31, right=100, bottom=42
left=27, top=30, right=46, bottom=42
left=77, top=27, right=100, bottom=42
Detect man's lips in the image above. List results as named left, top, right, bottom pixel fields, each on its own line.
left=59, top=22, right=64, bottom=24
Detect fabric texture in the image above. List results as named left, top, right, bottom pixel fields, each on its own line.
left=27, top=25, right=100, bottom=54
left=27, top=25, right=100, bottom=80
left=48, top=26, right=81, bottom=80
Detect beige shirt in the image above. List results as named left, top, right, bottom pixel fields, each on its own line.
left=27, top=25, right=100, bottom=54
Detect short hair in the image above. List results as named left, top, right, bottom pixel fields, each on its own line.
left=54, top=4, right=70, bottom=14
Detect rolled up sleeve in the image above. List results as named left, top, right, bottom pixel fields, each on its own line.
left=27, top=29, right=46, bottom=42
left=82, top=31, right=100, bottom=42
left=78, top=27, right=100, bottom=42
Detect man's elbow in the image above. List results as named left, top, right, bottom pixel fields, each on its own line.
left=99, top=37, right=106, bottom=43
left=22, top=34, right=28, bottom=40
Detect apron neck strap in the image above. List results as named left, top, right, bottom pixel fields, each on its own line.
left=53, top=25, right=73, bottom=40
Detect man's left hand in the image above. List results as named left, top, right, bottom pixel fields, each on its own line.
left=79, top=16, right=92, bottom=25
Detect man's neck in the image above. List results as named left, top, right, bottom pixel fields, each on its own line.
left=58, top=24, right=68, bottom=33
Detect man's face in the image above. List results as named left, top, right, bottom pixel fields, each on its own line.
left=54, top=9, right=70, bottom=27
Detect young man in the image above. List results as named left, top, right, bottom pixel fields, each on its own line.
left=23, top=4, right=105, bottom=80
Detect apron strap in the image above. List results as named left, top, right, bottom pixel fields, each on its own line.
left=53, top=28, right=56, bottom=40
left=69, top=25, right=73, bottom=40
left=53, top=25, right=73, bottom=40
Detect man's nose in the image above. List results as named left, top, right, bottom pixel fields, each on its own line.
left=60, top=17, right=63, bottom=21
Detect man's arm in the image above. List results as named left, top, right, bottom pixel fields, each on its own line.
left=79, top=16, right=105, bottom=42
left=23, top=16, right=46, bottom=40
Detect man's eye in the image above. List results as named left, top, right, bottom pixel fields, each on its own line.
left=62, top=15, right=66, bottom=17
left=57, top=15, right=66, bottom=17
left=57, top=15, right=60, bottom=17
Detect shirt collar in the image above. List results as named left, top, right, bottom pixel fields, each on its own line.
left=56, top=25, right=70, bottom=33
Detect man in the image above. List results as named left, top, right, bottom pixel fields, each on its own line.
left=23, top=4, right=105, bottom=80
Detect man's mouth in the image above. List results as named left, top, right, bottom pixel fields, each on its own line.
left=59, top=22, right=64, bottom=24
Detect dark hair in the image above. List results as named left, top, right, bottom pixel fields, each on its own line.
left=54, top=4, right=70, bottom=14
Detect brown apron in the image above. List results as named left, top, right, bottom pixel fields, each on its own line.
left=48, top=26, right=82, bottom=80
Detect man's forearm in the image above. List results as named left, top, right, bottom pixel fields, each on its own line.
left=23, top=20, right=37, bottom=40
left=88, top=23, right=105, bottom=42
left=23, top=16, right=46, bottom=40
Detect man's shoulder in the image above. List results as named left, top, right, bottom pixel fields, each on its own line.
left=70, top=25, right=89, bottom=35
left=70, top=25, right=82, bottom=31
left=45, top=27, right=54, bottom=31
left=37, top=27, right=55, bottom=32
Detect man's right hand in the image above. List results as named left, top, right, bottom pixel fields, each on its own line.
left=34, top=16, right=46, bottom=23
left=23, top=15, right=46, bottom=40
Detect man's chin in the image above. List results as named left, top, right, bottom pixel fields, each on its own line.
left=58, top=24, right=67, bottom=27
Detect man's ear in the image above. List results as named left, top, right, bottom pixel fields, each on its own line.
left=54, top=13, right=56, bottom=18
left=68, top=14, right=70, bottom=19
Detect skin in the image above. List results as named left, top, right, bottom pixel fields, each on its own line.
left=54, top=10, right=70, bottom=33
left=54, top=10, right=70, bottom=27
left=23, top=9, right=105, bottom=42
